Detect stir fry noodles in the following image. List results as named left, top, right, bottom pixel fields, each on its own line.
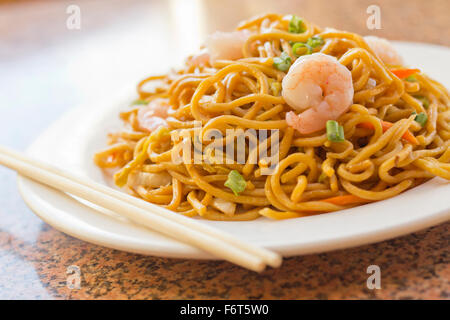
left=94, top=14, right=450, bottom=220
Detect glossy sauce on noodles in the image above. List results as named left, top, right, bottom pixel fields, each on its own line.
left=94, top=14, right=450, bottom=220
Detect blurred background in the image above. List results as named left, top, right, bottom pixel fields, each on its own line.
left=0, top=0, right=449, bottom=299
left=1, top=0, right=449, bottom=148
left=1, top=0, right=449, bottom=147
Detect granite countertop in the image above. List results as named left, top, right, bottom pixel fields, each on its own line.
left=1, top=222, right=448, bottom=299
left=0, top=0, right=449, bottom=299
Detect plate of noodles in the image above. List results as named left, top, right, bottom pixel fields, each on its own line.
left=18, top=14, right=450, bottom=259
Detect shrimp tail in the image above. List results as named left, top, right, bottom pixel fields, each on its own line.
left=285, top=111, right=303, bottom=133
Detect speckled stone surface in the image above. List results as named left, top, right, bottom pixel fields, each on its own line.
left=0, top=0, right=449, bottom=300
left=0, top=221, right=448, bottom=299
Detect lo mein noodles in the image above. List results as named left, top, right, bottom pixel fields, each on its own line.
left=94, top=14, right=450, bottom=220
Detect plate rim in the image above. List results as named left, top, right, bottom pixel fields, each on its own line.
left=18, top=174, right=450, bottom=259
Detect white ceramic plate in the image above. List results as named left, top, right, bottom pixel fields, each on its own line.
left=18, top=42, right=450, bottom=259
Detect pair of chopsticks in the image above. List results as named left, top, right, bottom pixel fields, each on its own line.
left=0, top=145, right=282, bottom=272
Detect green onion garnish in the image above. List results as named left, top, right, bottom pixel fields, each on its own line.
left=270, top=81, right=281, bottom=96
left=224, top=170, right=247, bottom=196
left=415, top=96, right=430, bottom=109
left=306, top=36, right=324, bottom=48
left=292, top=42, right=311, bottom=57
left=414, top=112, right=428, bottom=127
left=292, top=36, right=324, bottom=57
left=326, top=120, right=345, bottom=142
left=288, top=15, right=306, bottom=34
left=405, top=75, right=417, bottom=82
left=273, top=51, right=292, bottom=72
left=131, top=99, right=148, bottom=106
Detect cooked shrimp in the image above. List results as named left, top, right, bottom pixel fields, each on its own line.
left=364, top=36, right=403, bottom=66
left=282, top=53, right=354, bottom=134
left=204, top=30, right=251, bottom=63
left=128, top=171, right=171, bottom=189
left=189, top=48, right=210, bottom=67
left=136, top=98, right=169, bottom=132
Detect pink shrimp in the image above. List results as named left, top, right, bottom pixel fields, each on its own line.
left=282, top=53, right=354, bottom=134
left=136, top=98, right=169, bottom=132
left=190, top=48, right=210, bottom=67
left=190, top=30, right=252, bottom=66
left=364, top=36, right=403, bottom=66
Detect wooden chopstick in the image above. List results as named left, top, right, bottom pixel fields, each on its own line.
left=0, top=146, right=282, bottom=271
left=0, top=150, right=264, bottom=271
left=0, top=145, right=281, bottom=268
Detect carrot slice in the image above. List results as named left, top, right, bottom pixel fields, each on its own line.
left=357, top=120, right=418, bottom=145
left=321, top=194, right=369, bottom=206
left=390, top=68, right=420, bottom=79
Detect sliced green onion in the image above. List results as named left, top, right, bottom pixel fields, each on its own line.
left=270, top=81, right=281, bottom=96
left=306, top=36, right=324, bottom=49
left=326, top=120, right=345, bottom=142
left=288, top=15, right=306, bottom=34
left=224, top=170, right=247, bottom=196
left=414, top=112, right=428, bottom=127
left=131, top=99, right=148, bottom=105
left=292, top=36, right=324, bottom=57
left=405, top=75, right=417, bottom=82
left=273, top=51, right=292, bottom=72
left=292, top=42, right=311, bottom=57
left=415, top=96, right=430, bottom=109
